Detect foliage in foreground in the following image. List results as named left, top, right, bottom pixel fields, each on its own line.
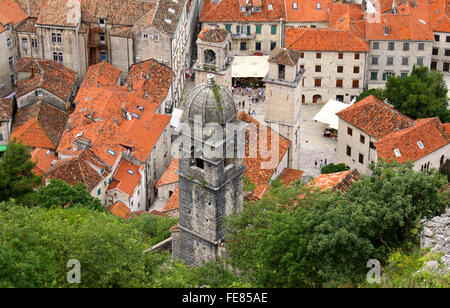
left=321, top=163, right=349, bottom=174
left=0, top=140, right=42, bottom=202
left=0, top=201, right=242, bottom=288
left=225, top=161, right=449, bottom=287
left=361, top=249, right=450, bottom=288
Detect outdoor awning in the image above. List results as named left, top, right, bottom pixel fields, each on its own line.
left=170, top=108, right=184, bottom=129
left=232, top=56, right=269, bottom=78
left=313, top=99, right=351, bottom=130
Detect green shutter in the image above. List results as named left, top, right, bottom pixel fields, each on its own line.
left=247, top=26, right=251, bottom=35
left=271, top=25, right=277, bottom=35
left=225, top=25, right=231, bottom=33
left=236, top=26, right=240, bottom=34
left=97, top=188, right=101, bottom=196
left=256, top=25, right=262, bottom=34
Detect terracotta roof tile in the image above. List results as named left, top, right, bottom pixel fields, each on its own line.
left=198, top=27, right=230, bottom=43
left=285, top=0, right=332, bottom=22
left=107, top=159, right=141, bottom=196
left=365, top=13, right=434, bottom=41
left=328, top=3, right=364, bottom=33
left=13, top=17, right=37, bottom=32
left=37, top=0, right=80, bottom=27
left=31, top=148, right=58, bottom=175
left=156, top=158, right=179, bottom=187
left=336, top=95, right=415, bottom=139
left=237, top=111, right=291, bottom=188
left=153, top=0, right=185, bottom=37
left=162, top=184, right=179, bottom=213
left=376, top=117, right=450, bottom=163
left=0, top=98, right=13, bottom=120
left=286, top=27, right=369, bottom=52
left=125, top=59, right=173, bottom=106
left=109, top=201, right=131, bottom=219
left=428, top=0, right=450, bottom=32
left=57, top=63, right=170, bottom=168
left=310, top=169, right=360, bottom=192
left=15, top=58, right=78, bottom=102
left=444, top=123, right=450, bottom=135
left=278, top=167, right=304, bottom=185
left=11, top=102, right=68, bottom=149
left=268, top=47, right=302, bottom=65
left=200, top=0, right=285, bottom=22
left=14, top=0, right=45, bottom=18
left=46, top=149, right=110, bottom=191
left=0, top=0, right=27, bottom=30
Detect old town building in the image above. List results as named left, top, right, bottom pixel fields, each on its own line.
left=264, top=47, right=303, bottom=168
left=0, top=98, right=13, bottom=154
left=336, top=95, right=449, bottom=175
left=0, top=0, right=26, bottom=98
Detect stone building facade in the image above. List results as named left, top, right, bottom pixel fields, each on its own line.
left=0, top=0, right=27, bottom=98
left=286, top=27, right=369, bottom=104
left=193, top=27, right=233, bottom=90
left=172, top=75, right=245, bottom=266
left=0, top=98, right=13, bottom=152
left=336, top=95, right=450, bottom=175
left=264, top=47, right=303, bottom=169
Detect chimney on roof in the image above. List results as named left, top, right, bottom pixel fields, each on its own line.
left=411, top=0, right=416, bottom=7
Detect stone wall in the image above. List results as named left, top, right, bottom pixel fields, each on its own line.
left=420, top=208, right=450, bottom=268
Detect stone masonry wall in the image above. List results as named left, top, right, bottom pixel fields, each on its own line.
left=420, top=208, right=450, bottom=268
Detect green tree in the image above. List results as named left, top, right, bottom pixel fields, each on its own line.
left=21, top=179, right=103, bottom=211
left=0, top=140, right=42, bottom=202
left=225, top=161, right=448, bottom=287
left=384, top=66, right=450, bottom=122
left=321, top=163, right=349, bottom=174
left=356, top=88, right=385, bottom=102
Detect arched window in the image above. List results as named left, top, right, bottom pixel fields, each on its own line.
left=312, top=94, right=322, bottom=103
left=204, top=49, right=216, bottom=65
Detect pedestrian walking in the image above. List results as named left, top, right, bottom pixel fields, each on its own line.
left=324, top=158, right=327, bottom=165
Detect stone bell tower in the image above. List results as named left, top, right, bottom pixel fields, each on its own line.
left=172, top=74, right=245, bottom=266
left=193, top=27, right=233, bottom=91
left=264, top=47, right=304, bottom=169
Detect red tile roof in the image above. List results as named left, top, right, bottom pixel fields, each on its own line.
left=328, top=2, right=364, bottom=33
left=376, top=117, right=450, bottom=163
left=200, top=0, right=285, bottom=22
left=285, top=0, right=332, bottom=22
left=37, top=0, right=80, bottom=27
left=109, top=201, right=131, bottom=219
left=428, top=0, right=450, bottom=32
left=162, top=185, right=179, bottom=213
left=125, top=59, right=173, bottom=106
left=336, top=95, right=415, bottom=139
left=365, top=13, right=434, bottom=41
left=286, top=27, right=369, bottom=52
left=198, top=27, right=230, bottom=43
left=58, top=63, right=170, bottom=167
left=13, top=17, right=37, bottom=33
left=15, top=58, right=78, bottom=102
left=268, top=47, right=303, bottom=66
left=11, top=102, right=68, bottom=150
left=31, top=148, right=58, bottom=175
left=156, top=158, right=179, bottom=187
left=0, top=0, right=27, bottom=33
left=237, top=111, right=291, bottom=188
left=278, top=168, right=304, bottom=185
left=444, top=123, right=450, bottom=135
left=107, top=159, right=141, bottom=196
left=45, top=149, right=110, bottom=191
left=310, top=169, right=360, bottom=192
left=0, top=98, right=13, bottom=120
